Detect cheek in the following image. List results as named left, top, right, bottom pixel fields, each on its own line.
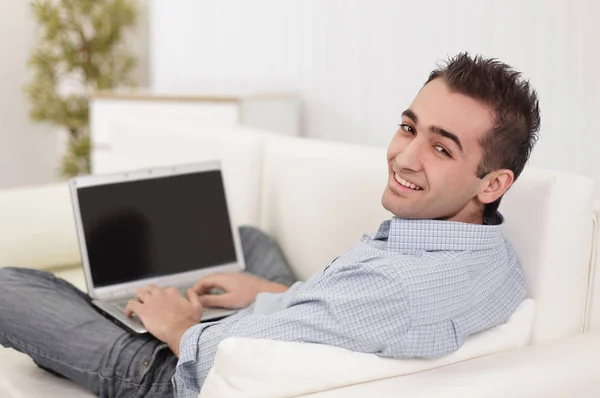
left=428, top=163, right=478, bottom=195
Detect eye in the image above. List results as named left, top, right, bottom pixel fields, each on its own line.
left=398, top=123, right=415, bottom=135
left=434, top=145, right=452, bottom=158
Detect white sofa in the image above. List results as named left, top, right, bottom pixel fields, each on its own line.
left=1, top=124, right=600, bottom=397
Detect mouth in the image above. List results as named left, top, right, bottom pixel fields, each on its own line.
left=393, top=173, right=424, bottom=191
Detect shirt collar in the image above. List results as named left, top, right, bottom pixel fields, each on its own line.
left=372, top=211, right=505, bottom=252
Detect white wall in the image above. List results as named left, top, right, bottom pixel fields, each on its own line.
left=0, top=0, right=150, bottom=189
left=0, top=0, right=60, bottom=189
left=149, top=0, right=600, bottom=195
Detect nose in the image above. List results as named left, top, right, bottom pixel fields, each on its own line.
left=394, top=137, right=424, bottom=172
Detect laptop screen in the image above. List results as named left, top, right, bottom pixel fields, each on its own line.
left=76, top=170, right=237, bottom=288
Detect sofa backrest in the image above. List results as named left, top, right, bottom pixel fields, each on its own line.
left=498, top=169, right=595, bottom=343
left=259, top=135, right=596, bottom=344
left=0, top=183, right=80, bottom=270
left=104, top=119, right=272, bottom=228
left=259, top=136, right=392, bottom=281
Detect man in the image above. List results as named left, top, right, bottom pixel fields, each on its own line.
left=0, top=52, right=540, bottom=397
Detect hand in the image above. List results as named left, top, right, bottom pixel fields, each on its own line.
left=125, top=285, right=203, bottom=355
left=192, top=273, right=288, bottom=309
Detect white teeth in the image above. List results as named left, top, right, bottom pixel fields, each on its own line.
left=394, top=174, right=423, bottom=191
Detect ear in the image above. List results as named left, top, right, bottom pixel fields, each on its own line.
left=477, top=169, right=514, bottom=205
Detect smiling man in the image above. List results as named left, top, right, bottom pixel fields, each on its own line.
left=384, top=75, right=516, bottom=224
left=0, top=53, right=540, bottom=398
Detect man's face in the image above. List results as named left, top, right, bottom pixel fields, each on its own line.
left=382, top=78, right=495, bottom=223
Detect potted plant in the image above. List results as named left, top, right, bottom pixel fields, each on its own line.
left=24, top=0, right=139, bottom=178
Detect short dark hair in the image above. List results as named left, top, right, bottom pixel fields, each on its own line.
left=425, top=52, right=541, bottom=215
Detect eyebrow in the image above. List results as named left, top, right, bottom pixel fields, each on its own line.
left=402, top=109, right=419, bottom=124
left=401, top=109, right=464, bottom=153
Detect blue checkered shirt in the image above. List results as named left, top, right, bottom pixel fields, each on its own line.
left=173, top=213, right=526, bottom=395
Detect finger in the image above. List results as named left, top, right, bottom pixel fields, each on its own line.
left=135, top=288, right=151, bottom=303
left=124, top=300, right=142, bottom=317
left=164, top=286, right=180, bottom=296
left=187, top=288, right=202, bottom=308
left=192, top=274, right=228, bottom=295
left=199, top=293, right=232, bottom=309
left=146, top=284, right=160, bottom=294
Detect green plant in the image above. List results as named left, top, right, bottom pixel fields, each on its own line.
left=24, top=0, right=138, bottom=178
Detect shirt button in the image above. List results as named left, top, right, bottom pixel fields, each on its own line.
left=143, top=361, right=149, bottom=367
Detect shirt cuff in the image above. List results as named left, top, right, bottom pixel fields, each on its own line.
left=179, top=324, right=200, bottom=359
left=176, top=323, right=205, bottom=390
left=172, top=371, right=195, bottom=397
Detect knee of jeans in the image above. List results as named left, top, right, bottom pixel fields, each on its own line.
left=239, top=225, right=274, bottom=245
left=0, top=267, right=22, bottom=283
left=0, top=267, right=21, bottom=279
left=0, top=267, right=48, bottom=287
left=0, top=268, right=21, bottom=298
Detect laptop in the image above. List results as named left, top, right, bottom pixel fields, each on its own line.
left=69, top=161, right=245, bottom=334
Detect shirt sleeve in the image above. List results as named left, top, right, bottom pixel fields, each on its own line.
left=175, top=263, right=411, bottom=392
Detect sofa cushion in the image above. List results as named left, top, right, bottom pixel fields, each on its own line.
left=0, top=348, right=95, bottom=398
left=200, top=299, right=535, bottom=398
left=53, top=265, right=87, bottom=293
left=0, top=183, right=81, bottom=271
left=498, top=169, right=595, bottom=343
left=295, top=332, right=600, bottom=398
left=259, top=136, right=391, bottom=281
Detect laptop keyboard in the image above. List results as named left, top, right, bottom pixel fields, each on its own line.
left=111, top=290, right=235, bottom=324
left=113, top=286, right=193, bottom=310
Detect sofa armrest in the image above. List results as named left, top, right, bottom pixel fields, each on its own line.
left=299, top=332, right=600, bottom=398
left=0, top=183, right=81, bottom=270
left=199, top=299, right=535, bottom=398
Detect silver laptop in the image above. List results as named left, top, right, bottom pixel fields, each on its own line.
left=69, top=161, right=245, bottom=334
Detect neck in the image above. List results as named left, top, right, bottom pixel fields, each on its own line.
left=441, top=201, right=485, bottom=224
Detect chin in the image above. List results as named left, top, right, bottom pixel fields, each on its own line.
left=382, top=189, right=414, bottom=216
left=382, top=195, right=415, bottom=219
left=381, top=191, right=394, bottom=214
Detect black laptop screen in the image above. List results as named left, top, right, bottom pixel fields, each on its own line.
left=76, top=170, right=237, bottom=288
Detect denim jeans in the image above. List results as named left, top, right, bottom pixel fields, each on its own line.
left=0, top=226, right=295, bottom=397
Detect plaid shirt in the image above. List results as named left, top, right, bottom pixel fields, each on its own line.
left=173, top=213, right=526, bottom=395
